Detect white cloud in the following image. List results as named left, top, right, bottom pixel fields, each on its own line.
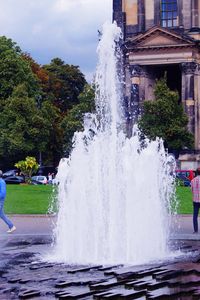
left=0, top=0, right=112, bottom=81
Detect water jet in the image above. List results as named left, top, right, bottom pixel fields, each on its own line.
left=51, top=22, right=176, bottom=265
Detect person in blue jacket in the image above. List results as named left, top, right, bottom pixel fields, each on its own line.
left=0, top=170, right=16, bottom=233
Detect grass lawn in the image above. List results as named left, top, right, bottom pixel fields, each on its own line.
left=4, top=184, right=57, bottom=214
left=3, top=184, right=193, bottom=215
left=176, top=186, right=193, bottom=214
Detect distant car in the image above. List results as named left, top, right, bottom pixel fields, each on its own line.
left=31, top=175, right=48, bottom=185
left=3, top=169, right=19, bottom=178
left=4, top=176, right=25, bottom=184
left=175, top=170, right=195, bottom=181
left=31, top=179, right=43, bottom=185
left=176, top=174, right=191, bottom=187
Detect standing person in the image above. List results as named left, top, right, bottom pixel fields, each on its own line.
left=48, top=173, right=53, bottom=184
left=191, top=168, right=200, bottom=233
left=0, top=170, right=16, bottom=233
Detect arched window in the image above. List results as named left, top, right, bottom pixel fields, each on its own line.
left=161, top=0, right=178, bottom=28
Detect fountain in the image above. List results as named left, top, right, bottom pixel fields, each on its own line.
left=51, top=22, right=176, bottom=265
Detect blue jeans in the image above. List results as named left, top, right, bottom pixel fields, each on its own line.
left=0, top=202, right=13, bottom=229
left=193, top=202, right=200, bottom=232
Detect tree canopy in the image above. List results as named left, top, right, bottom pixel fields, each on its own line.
left=43, top=58, right=87, bottom=112
left=0, top=35, right=95, bottom=170
left=138, top=78, right=194, bottom=152
left=0, top=36, right=39, bottom=100
left=0, top=84, right=50, bottom=168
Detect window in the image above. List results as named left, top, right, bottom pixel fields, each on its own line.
left=161, top=0, right=178, bottom=27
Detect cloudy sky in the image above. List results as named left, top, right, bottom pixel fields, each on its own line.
left=0, top=0, right=112, bottom=81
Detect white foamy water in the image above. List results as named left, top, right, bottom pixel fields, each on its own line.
left=49, top=22, right=176, bottom=265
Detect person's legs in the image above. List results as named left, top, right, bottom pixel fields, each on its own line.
left=0, top=202, right=13, bottom=229
left=193, top=202, right=200, bottom=233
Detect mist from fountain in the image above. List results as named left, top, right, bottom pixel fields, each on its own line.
left=50, top=22, right=176, bottom=265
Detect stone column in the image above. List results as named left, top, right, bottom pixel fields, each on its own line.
left=138, top=0, right=145, bottom=32
left=154, top=0, right=161, bottom=26
left=178, top=0, right=184, bottom=28
left=191, top=0, right=199, bottom=27
left=125, top=64, right=141, bottom=136
left=113, top=0, right=126, bottom=37
left=138, top=67, right=149, bottom=105
left=195, top=64, right=200, bottom=150
left=130, top=64, right=142, bottom=117
left=182, top=0, right=192, bottom=30
left=182, top=62, right=197, bottom=134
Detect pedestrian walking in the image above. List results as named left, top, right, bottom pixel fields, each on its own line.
left=191, top=168, right=200, bottom=233
left=0, top=170, right=16, bottom=233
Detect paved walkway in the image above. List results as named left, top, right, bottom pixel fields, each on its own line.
left=0, top=214, right=56, bottom=236
left=170, top=214, right=200, bottom=240
left=0, top=213, right=199, bottom=239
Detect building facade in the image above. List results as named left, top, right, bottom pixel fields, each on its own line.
left=113, top=0, right=200, bottom=168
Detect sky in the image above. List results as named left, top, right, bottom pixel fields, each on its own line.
left=0, top=0, right=112, bottom=81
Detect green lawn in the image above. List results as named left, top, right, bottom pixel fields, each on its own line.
left=176, top=186, right=193, bottom=214
left=4, top=184, right=57, bottom=214
left=3, top=184, right=193, bottom=215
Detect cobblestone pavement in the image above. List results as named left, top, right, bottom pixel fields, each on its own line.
left=0, top=215, right=200, bottom=299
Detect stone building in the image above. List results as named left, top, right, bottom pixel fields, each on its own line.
left=113, top=0, right=200, bottom=168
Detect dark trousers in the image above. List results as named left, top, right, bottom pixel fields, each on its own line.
left=193, top=202, right=200, bottom=232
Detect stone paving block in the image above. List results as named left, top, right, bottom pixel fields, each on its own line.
left=96, top=291, right=122, bottom=299
left=147, top=286, right=197, bottom=299
left=90, top=279, right=119, bottom=290
left=55, top=279, right=95, bottom=288
left=153, top=269, right=183, bottom=280
left=180, top=245, right=193, bottom=250
left=118, top=289, right=146, bottom=299
left=90, top=279, right=128, bottom=291
left=1, top=287, right=13, bottom=294
left=94, top=288, right=147, bottom=299
left=8, top=277, right=22, bottom=283
left=19, top=279, right=31, bottom=284
left=56, top=290, right=94, bottom=299
left=146, top=280, right=169, bottom=290
left=98, top=265, right=123, bottom=271
left=137, top=267, right=167, bottom=277
left=167, top=275, right=200, bottom=287
left=39, top=276, right=57, bottom=282
left=29, top=263, right=54, bottom=270
left=56, top=278, right=108, bottom=288
left=18, top=289, right=41, bottom=299
left=113, top=265, right=164, bottom=280
left=125, top=280, right=145, bottom=288
left=55, top=281, right=79, bottom=288
left=193, top=288, right=200, bottom=298
left=94, top=291, right=114, bottom=299
left=68, top=265, right=102, bottom=274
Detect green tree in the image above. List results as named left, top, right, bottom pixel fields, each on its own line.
left=138, top=78, right=194, bottom=152
left=61, top=84, right=95, bottom=155
left=0, top=84, right=50, bottom=168
left=43, top=58, right=86, bottom=112
left=41, top=101, right=64, bottom=166
left=15, top=156, right=39, bottom=183
left=22, top=53, right=50, bottom=101
left=0, top=36, right=39, bottom=100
